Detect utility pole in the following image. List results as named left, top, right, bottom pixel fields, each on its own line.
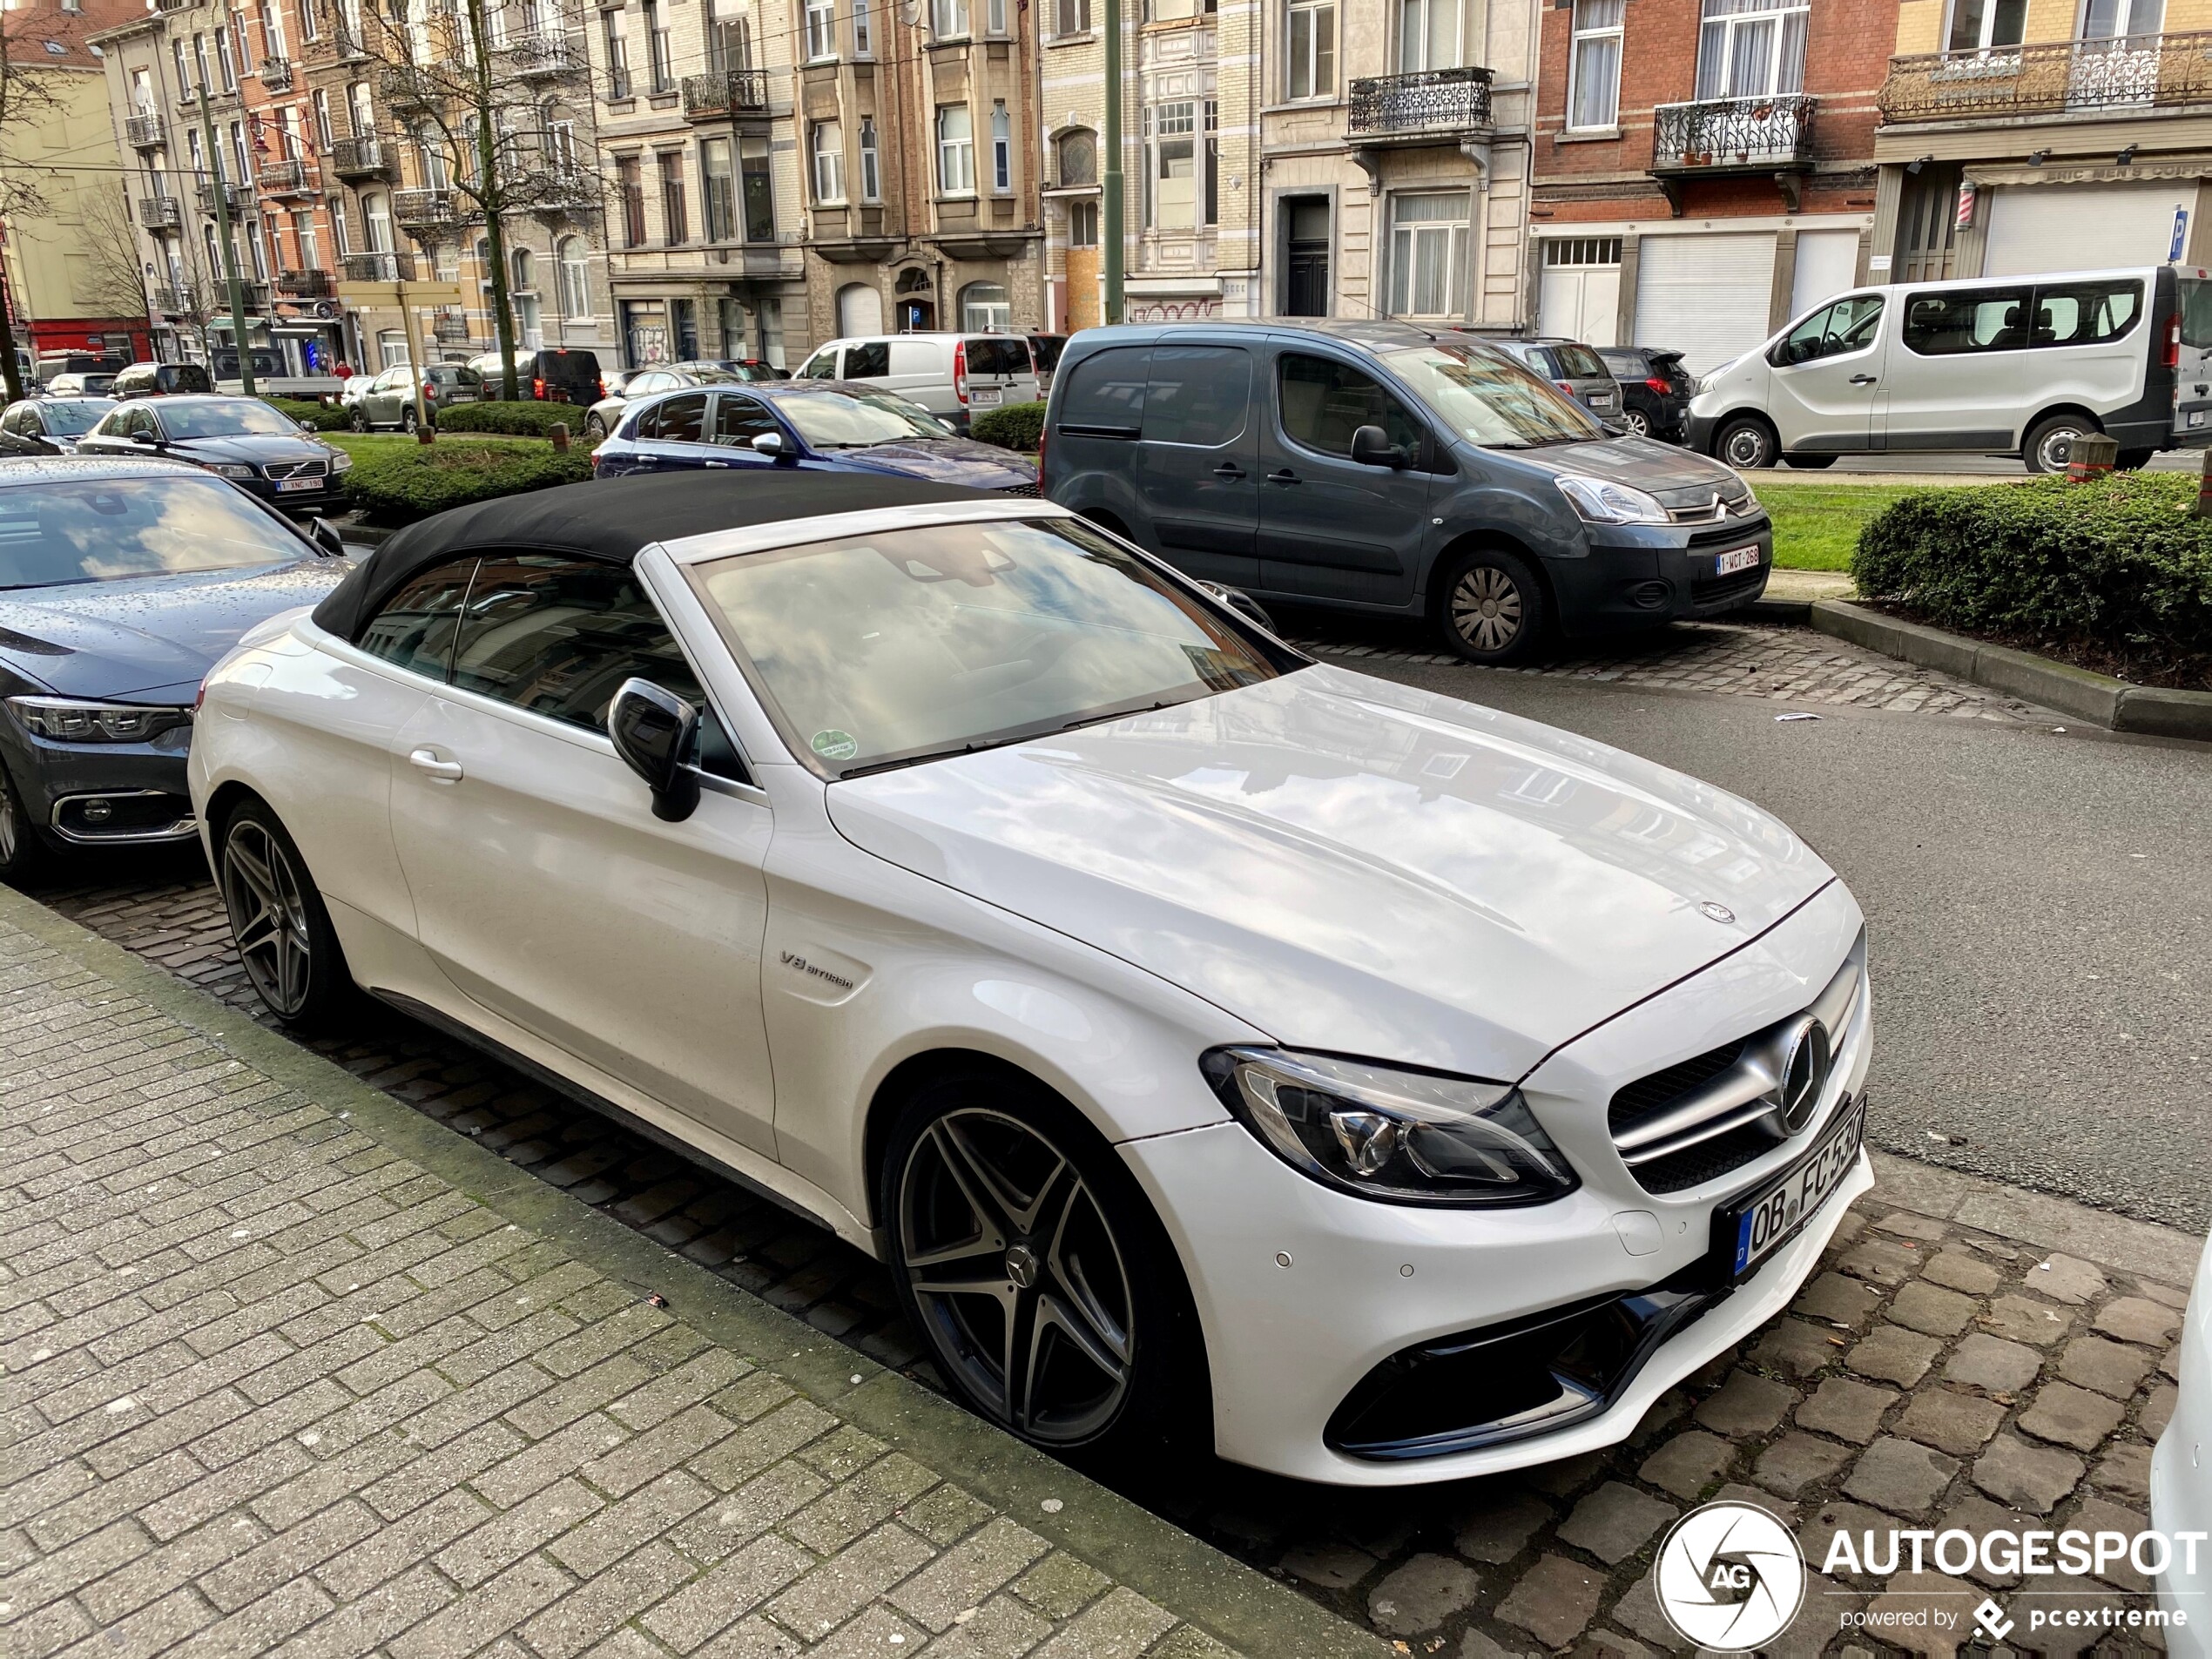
left=1102, top=0, right=1123, bottom=325
left=196, top=55, right=256, bottom=395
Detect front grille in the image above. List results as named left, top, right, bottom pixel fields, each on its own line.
left=1609, top=1039, right=1747, bottom=1139
left=995, top=482, right=1041, bottom=498
left=266, top=458, right=329, bottom=482
left=1635, top=1122, right=1782, bottom=1196
left=1687, top=520, right=1769, bottom=548
left=1692, top=564, right=1768, bottom=607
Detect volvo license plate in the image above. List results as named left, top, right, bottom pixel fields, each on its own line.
left=277, top=477, right=320, bottom=493
left=1714, top=545, right=1761, bottom=577
left=1720, top=1098, right=1865, bottom=1280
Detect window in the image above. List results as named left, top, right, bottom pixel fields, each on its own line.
left=172, top=39, right=192, bottom=96
left=643, top=0, right=673, bottom=92
left=960, top=280, right=1010, bottom=330
left=933, top=0, right=968, bottom=35
left=1056, top=0, right=1090, bottom=32
left=643, top=391, right=709, bottom=442
left=658, top=152, right=687, bottom=244
left=1695, top=0, right=1808, bottom=99
left=1399, top=0, right=1462, bottom=71
left=217, top=27, right=236, bottom=90
left=1387, top=192, right=1469, bottom=317
left=1946, top=0, right=2026, bottom=52
left=265, top=2, right=289, bottom=61
left=988, top=0, right=1008, bottom=32
left=312, top=90, right=333, bottom=149
left=812, top=121, right=845, bottom=202
left=604, top=12, right=631, bottom=98
left=855, top=0, right=873, bottom=54
left=617, top=155, right=646, bottom=247
left=1898, top=290, right=2019, bottom=357
left=1278, top=354, right=1426, bottom=458
left=2031, top=279, right=2142, bottom=346
left=807, top=0, right=836, bottom=58
left=1568, top=0, right=1623, bottom=129
left=302, top=0, right=320, bottom=43
left=511, top=246, right=536, bottom=293
left=846, top=341, right=891, bottom=375
left=1058, top=128, right=1096, bottom=186
left=713, top=393, right=780, bottom=446
left=800, top=348, right=840, bottom=379
left=295, top=211, right=320, bottom=269
left=332, top=195, right=350, bottom=253
left=990, top=102, right=1012, bottom=192
left=860, top=117, right=880, bottom=200
left=1139, top=346, right=1249, bottom=447
left=360, top=558, right=476, bottom=680
left=709, top=7, right=752, bottom=71
left=1542, top=235, right=1622, bottom=265
left=349, top=80, right=373, bottom=137
left=1069, top=199, right=1099, bottom=246
left=193, top=34, right=212, bottom=97
left=1144, top=101, right=1203, bottom=230
left=937, top=104, right=974, bottom=193
left=705, top=138, right=738, bottom=240
left=1287, top=0, right=1335, bottom=98
left=557, top=236, right=589, bottom=318
left=2079, top=0, right=2160, bottom=42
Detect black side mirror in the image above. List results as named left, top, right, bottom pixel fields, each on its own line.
left=308, top=517, right=346, bottom=557
left=609, top=678, right=701, bottom=822
left=1350, top=423, right=1407, bottom=469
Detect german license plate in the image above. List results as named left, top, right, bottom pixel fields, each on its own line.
left=277, top=477, right=320, bottom=493
left=969, top=388, right=1002, bottom=408
left=1722, top=1098, right=1865, bottom=1279
left=1715, top=544, right=1762, bottom=577
left=1589, top=394, right=1614, bottom=408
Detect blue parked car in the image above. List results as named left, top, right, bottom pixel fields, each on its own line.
left=590, top=381, right=1040, bottom=494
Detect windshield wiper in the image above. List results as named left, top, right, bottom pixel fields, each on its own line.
left=835, top=698, right=1188, bottom=780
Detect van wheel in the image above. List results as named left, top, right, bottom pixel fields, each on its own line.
left=1437, top=546, right=1548, bottom=665
left=1715, top=416, right=1778, bottom=471
left=2024, top=413, right=2096, bottom=473
left=1783, top=454, right=1838, bottom=469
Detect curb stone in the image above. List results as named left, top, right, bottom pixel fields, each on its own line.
left=1810, top=600, right=2212, bottom=739
left=0, top=883, right=1385, bottom=1659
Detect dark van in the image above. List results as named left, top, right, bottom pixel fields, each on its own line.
left=1040, top=319, right=1773, bottom=664
left=469, top=348, right=604, bottom=404
left=111, top=361, right=216, bottom=399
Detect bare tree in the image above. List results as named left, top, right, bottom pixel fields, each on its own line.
left=77, top=185, right=158, bottom=322
left=360, top=0, right=601, bottom=400
left=0, top=12, right=64, bottom=401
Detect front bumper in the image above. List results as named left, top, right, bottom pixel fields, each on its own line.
left=2, top=720, right=198, bottom=850
left=237, top=477, right=346, bottom=515
left=1544, top=521, right=1775, bottom=637
left=2152, top=1227, right=2212, bottom=1656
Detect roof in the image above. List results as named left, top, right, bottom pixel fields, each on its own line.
left=0, top=455, right=203, bottom=485
left=310, top=469, right=1000, bottom=643
left=3, top=0, right=144, bottom=69
left=1062, top=318, right=1454, bottom=356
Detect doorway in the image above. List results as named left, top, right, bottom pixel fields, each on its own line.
left=1282, top=197, right=1330, bottom=317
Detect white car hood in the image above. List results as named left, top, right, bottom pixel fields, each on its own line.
left=826, top=664, right=1834, bottom=1080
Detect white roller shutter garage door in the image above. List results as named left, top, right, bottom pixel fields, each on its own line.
left=1635, top=233, right=1777, bottom=374
left=1984, top=182, right=2189, bottom=276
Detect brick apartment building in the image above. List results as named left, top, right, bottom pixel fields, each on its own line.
left=1527, top=0, right=1900, bottom=369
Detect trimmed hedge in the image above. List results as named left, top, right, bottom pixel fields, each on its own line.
left=969, top=401, right=1046, bottom=452
left=1852, top=473, right=2212, bottom=658
left=266, top=397, right=348, bottom=432
left=434, top=401, right=581, bottom=437
left=342, top=442, right=592, bottom=523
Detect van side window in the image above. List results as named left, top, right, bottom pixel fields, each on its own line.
left=1777, top=295, right=1883, bottom=364
left=1140, top=346, right=1250, bottom=447
left=2030, top=280, right=2142, bottom=347
left=1058, top=346, right=1150, bottom=436
left=1902, top=288, right=2029, bottom=356
left=800, top=349, right=841, bottom=380
left=845, top=341, right=891, bottom=377
left=1277, top=354, right=1425, bottom=459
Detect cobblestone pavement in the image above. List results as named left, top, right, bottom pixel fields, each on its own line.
left=0, top=900, right=1362, bottom=1659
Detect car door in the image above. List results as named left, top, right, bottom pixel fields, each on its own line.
left=1877, top=287, right=2029, bottom=454
left=1133, top=341, right=1260, bottom=588
left=386, top=552, right=779, bottom=1155
left=701, top=391, right=786, bottom=471
left=626, top=389, right=710, bottom=473
left=1258, top=347, right=1437, bottom=604
left=1764, top=293, right=1890, bottom=454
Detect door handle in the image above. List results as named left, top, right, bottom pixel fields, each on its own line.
left=1211, top=462, right=1245, bottom=480
left=1267, top=469, right=1299, bottom=484
left=1849, top=374, right=1878, bottom=385
left=408, top=747, right=463, bottom=782
left=704, top=459, right=732, bottom=468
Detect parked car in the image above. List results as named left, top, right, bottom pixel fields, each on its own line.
left=1473, top=336, right=1624, bottom=425
left=793, top=333, right=1041, bottom=432
left=582, top=365, right=749, bottom=440
left=1595, top=347, right=1696, bottom=442
left=591, top=381, right=1033, bottom=491
left=190, top=466, right=1871, bottom=1484
left=1, top=397, right=116, bottom=454
left=0, top=455, right=349, bottom=883
left=78, top=395, right=352, bottom=513
left=45, top=372, right=118, bottom=398
left=2152, top=1223, right=2211, bottom=1656
left=465, top=347, right=604, bottom=406
left=111, top=361, right=214, bottom=400
left=36, top=352, right=127, bottom=385
left=347, top=362, right=483, bottom=431
left=1042, top=320, right=1771, bottom=664
left=682, top=358, right=790, bottom=381
left=1689, top=264, right=2212, bottom=472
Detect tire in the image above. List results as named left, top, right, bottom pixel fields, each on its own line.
left=0, top=766, right=52, bottom=887
left=1620, top=408, right=1652, bottom=438
left=215, top=799, right=354, bottom=1030
left=1714, top=415, right=1778, bottom=471
left=1783, top=454, right=1838, bottom=469
left=585, top=414, right=607, bottom=441
left=2115, top=448, right=2154, bottom=471
left=1435, top=544, right=1548, bottom=665
left=400, top=406, right=417, bottom=435
left=881, top=1065, right=1206, bottom=1463
left=2024, top=412, right=2097, bottom=474
left=348, top=406, right=368, bottom=434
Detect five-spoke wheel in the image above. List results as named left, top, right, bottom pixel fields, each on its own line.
left=217, top=802, right=347, bottom=1028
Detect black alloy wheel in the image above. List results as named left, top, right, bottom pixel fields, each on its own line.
left=218, top=802, right=348, bottom=1028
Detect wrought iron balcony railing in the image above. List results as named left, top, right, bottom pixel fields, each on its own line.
left=1652, top=93, right=1817, bottom=169
left=342, top=250, right=415, bottom=281
left=681, top=68, right=770, bottom=119
left=380, top=64, right=435, bottom=109
left=277, top=267, right=335, bottom=298
left=431, top=311, right=470, bottom=341
left=393, top=186, right=461, bottom=226
left=1345, top=65, right=1494, bottom=137
left=136, top=193, right=184, bottom=229
left=1878, top=30, right=2212, bottom=121
left=256, top=157, right=316, bottom=193
left=125, top=111, right=167, bottom=149
left=197, top=179, right=249, bottom=214
left=259, top=56, right=293, bottom=90
left=330, top=134, right=395, bottom=180
left=151, top=283, right=193, bottom=313
left=507, top=30, right=582, bottom=76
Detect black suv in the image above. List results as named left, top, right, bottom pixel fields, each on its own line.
left=1596, top=347, right=1696, bottom=442
left=1041, top=320, right=1770, bottom=664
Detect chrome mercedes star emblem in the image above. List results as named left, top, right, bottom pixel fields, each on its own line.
left=1777, top=1019, right=1833, bottom=1134
left=1003, top=1244, right=1039, bottom=1289
left=1698, top=901, right=1737, bottom=924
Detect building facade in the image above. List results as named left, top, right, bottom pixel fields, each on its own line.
left=1527, top=0, right=1898, bottom=370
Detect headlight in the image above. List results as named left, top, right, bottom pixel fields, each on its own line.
left=1554, top=475, right=1670, bottom=526
left=329, top=449, right=353, bottom=472
left=7, top=696, right=192, bottom=743
left=212, top=462, right=259, bottom=480
left=1202, top=1048, right=1577, bottom=1207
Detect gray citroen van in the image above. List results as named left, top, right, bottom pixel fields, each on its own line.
left=1040, top=320, right=1771, bottom=664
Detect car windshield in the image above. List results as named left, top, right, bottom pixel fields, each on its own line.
left=1383, top=344, right=1604, bottom=448
left=41, top=400, right=115, bottom=435
left=0, top=475, right=304, bottom=591
left=775, top=390, right=953, bottom=448
left=1550, top=343, right=1610, bottom=379
left=158, top=401, right=302, bottom=439
left=691, top=516, right=1283, bottom=778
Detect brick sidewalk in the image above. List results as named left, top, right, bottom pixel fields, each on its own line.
left=0, top=897, right=1373, bottom=1659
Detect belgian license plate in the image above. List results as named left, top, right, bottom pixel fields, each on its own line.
left=1723, top=1098, right=1865, bottom=1279
left=969, top=388, right=1002, bottom=408
left=1589, top=394, right=1614, bottom=408
left=1715, top=544, right=1762, bottom=577
left=277, top=477, right=320, bottom=493
left=2190, top=409, right=2207, bottom=428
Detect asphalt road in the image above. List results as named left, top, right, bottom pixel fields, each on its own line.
left=1347, top=656, right=2212, bottom=1232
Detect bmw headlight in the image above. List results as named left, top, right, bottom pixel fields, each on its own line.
left=1202, top=1049, right=1577, bottom=1207
left=211, top=462, right=259, bottom=480
left=1554, top=475, right=1670, bottom=526
left=8, top=696, right=191, bottom=743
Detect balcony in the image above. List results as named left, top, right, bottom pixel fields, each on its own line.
left=506, top=30, right=582, bottom=77
left=380, top=64, right=435, bottom=110
left=151, top=283, right=193, bottom=314
left=329, top=134, right=394, bottom=181
left=125, top=111, right=167, bottom=149
left=196, top=179, right=249, bottom=215
left=341, top=250, right=415, bottom=281
left=393, top=186, right=462, bottom=229
left=535, top=167, right=600, bottom=212
left=277, top=267, right=335, bottom=298
left=259, top=56, right=293, bottom=90
left=681, top=69, right=769, bottom=119
left=257, top=157, right=317, bottom=195
left=431, top=309, right=470, bottom=341
left=1878, top=30, right=2212, bottom=123
left=136, top=193, right=184, bottom=229
left=1345, top=66, right=1494, bottom=140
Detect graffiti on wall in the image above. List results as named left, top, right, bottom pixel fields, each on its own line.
left=1126, top=298, right=1222, bottom=322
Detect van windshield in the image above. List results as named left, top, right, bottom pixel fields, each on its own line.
left=1383, top=345, right=1605, bottom=448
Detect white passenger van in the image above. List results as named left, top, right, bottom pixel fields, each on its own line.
left=1686, top=265, right=2212, bottom=472
left=791, top=332, right=1042, bottom=431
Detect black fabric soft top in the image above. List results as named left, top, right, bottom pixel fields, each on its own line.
left=310, top=469, right=1001, bottom=643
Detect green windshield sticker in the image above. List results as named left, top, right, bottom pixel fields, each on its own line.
left=811, top=729, right=860, bottom=762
